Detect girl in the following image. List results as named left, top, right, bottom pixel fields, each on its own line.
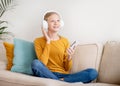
left=31, top=11, right=98, bottom=83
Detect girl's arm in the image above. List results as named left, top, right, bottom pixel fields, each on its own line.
left=34, top=39, right=50, bottom=65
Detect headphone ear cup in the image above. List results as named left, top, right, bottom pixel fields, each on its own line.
left=42, top=20, right=48, bottom=29
left=60, top=20, right=64, bottom=27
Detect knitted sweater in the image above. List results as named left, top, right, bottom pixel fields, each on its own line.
left=34, top=36, right=72, bottom=74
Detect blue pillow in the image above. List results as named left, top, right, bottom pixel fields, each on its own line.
left=11, top=38, right=37, bottom=75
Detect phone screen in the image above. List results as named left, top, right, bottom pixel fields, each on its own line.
left=70, top=41, right=76, bottom=49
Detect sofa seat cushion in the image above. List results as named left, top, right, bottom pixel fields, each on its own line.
left=0, top=70, right=70, bottom=86
left=0, top=70, right=119, bottom=86
left=98, top=41, right=120, bottom=85
left=91, top=83, right=120, bottom=86
left=61, top=83, right=120, bottom=86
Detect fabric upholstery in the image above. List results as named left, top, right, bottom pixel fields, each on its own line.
left=98, top=41, right=120, bottom=85
left=11, top=38, right=37, bottom=75
left=0, top=41, right=120, bottom=86
left=0, top=70, right=68, bottom=86
left=71, top=43, right=103, bottom=73
left=61, top=83, right=120, bottom=86
left=0, top=70, right=119, bottom=86
left=0, top=61, right=6, bottom=70
left=3, top=42, right=14, bottom=70
left=0, top=41, right=7, bottom=62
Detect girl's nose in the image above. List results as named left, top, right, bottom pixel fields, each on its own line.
left=54, top=21, right=58, bottom=25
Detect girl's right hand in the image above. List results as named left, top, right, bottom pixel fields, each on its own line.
left=41, top=28, right=51, bottom=44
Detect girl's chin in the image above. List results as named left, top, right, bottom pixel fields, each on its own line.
left=49, top=28, right=60, bottom=32
left=53, top=28, right=60, bottom=30
left=52, top=29, right=60, bottom=32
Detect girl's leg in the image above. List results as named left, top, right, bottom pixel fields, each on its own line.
left=64, top=68, right=98, bottom=83
left=31, top=59, right=59, bottom=80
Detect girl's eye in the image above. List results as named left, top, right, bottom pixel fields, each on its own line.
left=50, top=20, right=60, bottom=23
left=51, top=20, right=54, bottom=22
left=57, top=20, right=60, bottom=22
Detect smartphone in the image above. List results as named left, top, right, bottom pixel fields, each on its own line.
left=70, top=41, right=78, bottom=49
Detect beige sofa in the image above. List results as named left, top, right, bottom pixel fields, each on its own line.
left=0, top=40, right=120, bottom=86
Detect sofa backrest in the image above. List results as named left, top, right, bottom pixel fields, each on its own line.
left=0, top=41, right=7, bottom=62
left=97, top=41, right=120, bottom=85
left=0, top=41, right=8, bottom=70
left=71, top=43, right=103, bottom=74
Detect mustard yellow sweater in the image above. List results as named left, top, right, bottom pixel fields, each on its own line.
left=34, top=36, right=72, bottom=74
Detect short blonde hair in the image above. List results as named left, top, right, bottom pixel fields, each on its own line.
left=44, top=12, right=60, bottom=21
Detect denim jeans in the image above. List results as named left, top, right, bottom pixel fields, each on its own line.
left=31, top=59, right=98, bottom=83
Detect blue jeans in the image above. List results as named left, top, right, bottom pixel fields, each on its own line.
left=31, top=59, right=98, bottom=83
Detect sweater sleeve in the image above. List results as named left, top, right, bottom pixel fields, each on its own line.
left=64, top=53, right=72, bottom=72
left=63, top=39, right=72, bottom=72
left=34, top=38, right=50, bottom=65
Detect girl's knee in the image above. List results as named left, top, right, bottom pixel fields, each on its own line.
left=31, top=59, right=43, bottom=69
left=89, top=69, right=98, bottom=80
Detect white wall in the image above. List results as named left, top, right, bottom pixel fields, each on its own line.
left=2, top=0, right=120, bottom=44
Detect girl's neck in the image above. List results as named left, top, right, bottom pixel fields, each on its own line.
left=48, top=31, right=60, bottom=41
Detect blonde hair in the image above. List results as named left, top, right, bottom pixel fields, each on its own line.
left=44, top=12, right=60, bottom=21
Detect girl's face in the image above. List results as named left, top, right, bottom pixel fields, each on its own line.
left=47, top=14, right=61, bottom=32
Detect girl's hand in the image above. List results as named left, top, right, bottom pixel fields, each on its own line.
left=66, top=47, right=76, bottom=61
left=41, top=28, right=51, bottom=44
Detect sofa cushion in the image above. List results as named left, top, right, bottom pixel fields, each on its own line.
left=98, top=41, right=120, bottom=85
left=11, top=38, right=37, bottom=75
left=3, top=42, right=14, bottom=70
left=0, top=70, right=69, bottom=86
left=71, top=43, right=103, bottom=73
left=61, top=83, right=120, bottom=86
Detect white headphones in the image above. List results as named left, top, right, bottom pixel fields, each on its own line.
left=42, top=11, right=64, bottom=29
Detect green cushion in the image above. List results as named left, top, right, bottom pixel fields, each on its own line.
left=11, top=38, right=37, bottom=75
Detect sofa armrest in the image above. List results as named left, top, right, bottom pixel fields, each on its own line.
left=0, top=61, right=7, bottom=70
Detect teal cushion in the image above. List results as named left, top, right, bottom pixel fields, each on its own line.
left=11, top=38, right=37, bottom=75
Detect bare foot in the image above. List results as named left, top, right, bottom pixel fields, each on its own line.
left=60, top=78, right=64, bottom=81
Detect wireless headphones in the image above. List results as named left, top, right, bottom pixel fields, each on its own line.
left=42, top=11, right=64, bottom=29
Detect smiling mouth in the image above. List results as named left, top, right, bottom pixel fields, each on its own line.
left=53, top=26, right=59, bottom=29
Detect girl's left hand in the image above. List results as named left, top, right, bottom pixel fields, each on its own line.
left=66, top=47, right=76, bottom=60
